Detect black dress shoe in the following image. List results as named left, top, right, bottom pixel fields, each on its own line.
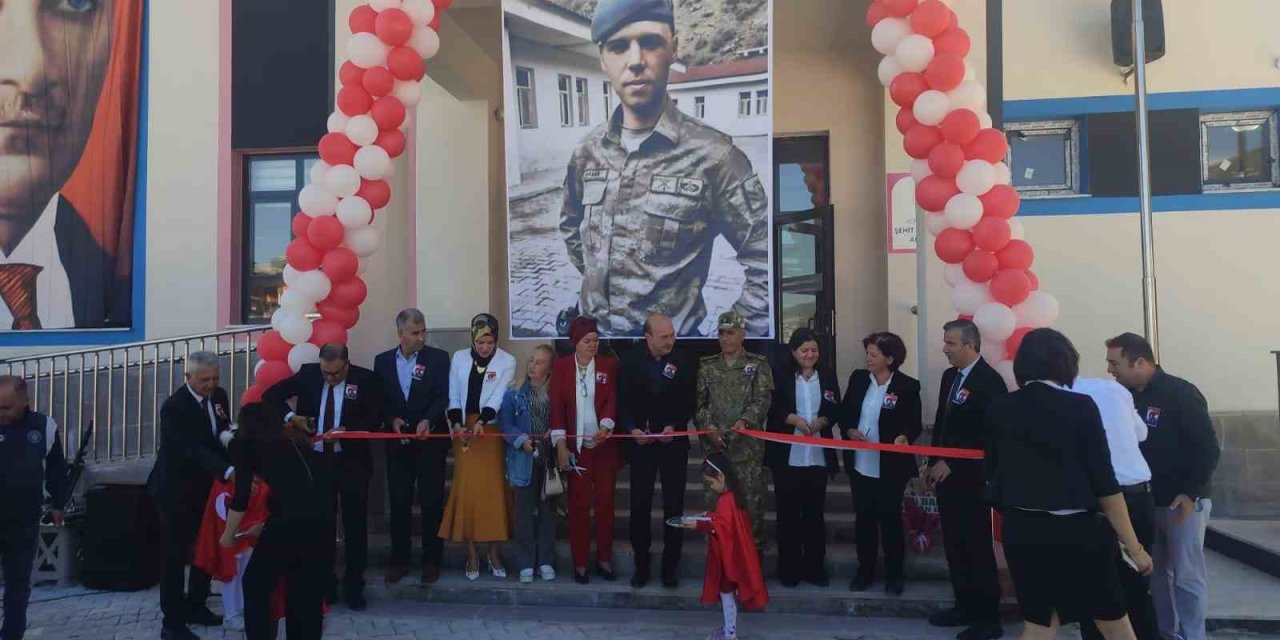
left=347, top=593, right=368, bottom=611
left=630, top=567, right=650, bottom=588
left=595, top=565, right=617, bottom=582
left=160, top=625, right=199, bottom=640
left=885, top=577, right=905, bottom=595
left=929, top=608, right=972, bottom=628
left=573, top=570, right=590, bottom=585
left=661, top=573, right=679, bottom=589
left=188, top=606, right=223, bottom=626
left=957, top=622, right=1004, bottom=640
left=848, top=575, right=873, bottom=592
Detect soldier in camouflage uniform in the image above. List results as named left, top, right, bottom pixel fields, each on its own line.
left=695, top=310, right=773, bottom=550
left=560, top=0, right=771, bottom=338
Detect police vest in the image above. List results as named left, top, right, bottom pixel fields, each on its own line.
left=0, top=411, right=59, bottom=524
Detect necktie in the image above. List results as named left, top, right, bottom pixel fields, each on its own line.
left=199, top=397, right=215, bottom=437
left=0, top=264, right=42, bottom=330
left=323, top=384, right=336, bottom=454
left=942, top=370, right=964, bottom=422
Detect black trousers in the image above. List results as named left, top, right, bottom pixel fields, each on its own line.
left=936, top=462, right=1001, bottom=623
left=159, top=501, right=212, bottom=630
left=628, top=443, right=688, bottom=576
left=325, top=452, right=370, bottom=596
left=1082, top=486, right=1160, bottom=640
left=775, top=465, right=829, bottom=582
left=0, top=522, right=38, bottom=640
left=386, top=442, right=448, bottom=568
left=243, top=522, right=331, bottom=640
left=850, top=471, right=907, bottom=582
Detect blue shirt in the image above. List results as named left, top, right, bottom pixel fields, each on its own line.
left=395, top=348, right=418, bottom=400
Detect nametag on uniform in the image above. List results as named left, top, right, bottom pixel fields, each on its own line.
left=596, top=372, right=609, bottom=385
left=486, top=371, right=498, bottom=382
left=583, top=169, right=608, bottom=181
left=651, top=175, right=680, bottom=195
left=882, top=393, right=898, bottom=409
left=345, top=384, right=359, bottom=400
left=743, top=363, right=758, bottom=378
left=823, top=390, right=836, bottom=403
left=952, top=388, right=970, bottom=405
left=662, top=363, right=678, bottom=379
left=677, top=178, right=705, bottom=197
left=1145, top=407, right=1161, bottom=428
left=411, top=364, right=426, bottom=381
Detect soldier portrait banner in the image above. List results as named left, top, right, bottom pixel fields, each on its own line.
left=502, top=0, right=774, bottom=339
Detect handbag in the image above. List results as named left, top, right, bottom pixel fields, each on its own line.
left=542, top=464, right=565, bottom=499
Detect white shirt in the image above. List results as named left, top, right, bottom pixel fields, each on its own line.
left=0, top=194, right=75, bottom=329
left=574, top=358, right=599, bottom=450
left=855, top=372, right=893, bottom=478
left=187, top=384, right=233, bottom=479
left=1070, top=377, right=1152, bottom=486
left=788, top=372, right=826, bottom=467
left=316, top=380, right=346, bottom=453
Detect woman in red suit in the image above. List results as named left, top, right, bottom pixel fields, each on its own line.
left=549, top=316, right=620, bottom=584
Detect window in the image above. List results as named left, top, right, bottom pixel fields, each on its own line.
left=756, top=89, right=769, bottom=116
left=515, top=67, right=537, bottom=128
left=1005, top=119, right=1081, bottom=198
left=694, top=96, right=705, bottom=119
left=558, top=74, right=573, bottom=127
left=602, top=80, right=613, bottom=120
left=243, top=153, right=319, bottom=324
left=738, top=91, right=752, bottom=117
left=1200, top=110, right=1279, bottom=191
left=575, top=77, right=589, bottom=126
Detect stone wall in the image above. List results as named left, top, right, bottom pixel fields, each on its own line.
left=1212, top=412, right=1280, bottom=519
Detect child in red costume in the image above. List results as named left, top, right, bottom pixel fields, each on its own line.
left=686, top=453, right=768, bottom=640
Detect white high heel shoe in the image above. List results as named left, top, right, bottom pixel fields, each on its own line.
left=486, top=556, right=507, bottom=579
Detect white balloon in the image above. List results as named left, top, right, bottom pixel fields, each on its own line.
left=953, top=278, right=993, bottom=315
left=912, top=90, right=951, bottom=126
left=992, top=162, right=1012, bottom=186
left=384, top=159, right=398, bottom=178
left=1014, top=291, right=1059, bottom=328
left=956, top=160, right=997, bottom=195
left=392, top=79, right=422, bottom=108
left=282, top=265, right=301, bottom=288
left=943, top=193, right=984, bottom=229
left=1008, top=218, right=1026, bottom=240
left=877, top=55, right=903, bottom=88
left=345, top=115, right=379, bottom=147
left=925, top=212, right=950, bottom=237
left=348, top=33, right=390, bottom=69
left=346, top=227, right=382, bottom=257
left=402, top=0, right=435, bottom=25
left=287, top=342, right=322, bottom=373
left=308, top=161, right=331, bottom=187
left=336, top=196, right=374, bottom=228
left=910, top=159, right=932, bottom=183
left=974, top=302, right=1017, bottom=342
left=410, top=26, right=440, bottom=60
left=293, top=269, right=332, bottom=303
left=949, top=80, right=988, bottom=112
left=943, top=262, right=966, bottom=287
left=325, top=165, right=362, bottom=199
left=994, top=359, right=1018, bottom=391
left=354, top=145, right=392, bottom=180
left=986, top=340, right=1007, bottom=364
left=277, top=311, right=314, bottom=345
left=357, top=257, right=370, bottom=275
left=278, top=289, right=316, bottom=314
left=270, top=308, right=285, bottom=333
left=298, top=184, right=338, bottom=217
left=327, top=111, right=351, bottom=133
left=871, top=18, right=911, bottom=55
left=964, top=61, right=977, bottom=81
left=894, top=34, right=935, bottom=73
left=978, top=111, right=993, bottom=129
left=369, top=0, right=402, bottom=11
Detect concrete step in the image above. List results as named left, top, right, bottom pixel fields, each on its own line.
left=1206, top=519, right=1280, bottom=580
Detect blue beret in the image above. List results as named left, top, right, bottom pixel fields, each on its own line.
left=591, top=0, right=675, bottom=43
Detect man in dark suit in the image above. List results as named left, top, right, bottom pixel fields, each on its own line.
left=925, top=319, right=1008, bottom=640
left=374, top=309, right=451, bottom=585
left=619, top=313, right=696, bottom=589
left=263, top=343, right=382, bottom=611
left=147, top=352, right=232, bottom=640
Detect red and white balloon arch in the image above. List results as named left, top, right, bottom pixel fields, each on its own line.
left=243, top=0, right=1060, bottom=400
left=870, top=0, right=1059, bottom=388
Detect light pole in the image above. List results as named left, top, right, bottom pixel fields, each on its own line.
left=1132, top=0, right=1160, bottom=361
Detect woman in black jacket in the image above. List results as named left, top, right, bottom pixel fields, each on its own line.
left=839, top=331, right=922, bottom=595
left=765, top=327, right=840, bottom=587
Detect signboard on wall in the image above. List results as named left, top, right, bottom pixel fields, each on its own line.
left=887, top=172, right=917, bottom=254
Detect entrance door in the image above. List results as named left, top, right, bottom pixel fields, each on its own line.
left=773, top=136, right=836, bottom=364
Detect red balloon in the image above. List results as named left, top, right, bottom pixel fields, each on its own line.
left=947, top=7, right=959, bottom=30
left=375, top=8, right=414, bottom=47
left=240, top=385, right=264, bottom=406
left=309, top=319, right=349, bottom=348
left=940, top=108, right=981, bottom=145
left=362, top=66, right=396, bottom=98
left=895, top=107, right=918, bottom=135
left=958, top=314, right=974, bottom=322
left=904, top=125, right=943, bottom=160
left=286, top=238, right=323, bottom=271
left=370, top=96, right=407, bottom=130
left=990, top=269, right=1033, bottom=307
left=317, top=301, right=361, bottom=330
left=1027, top=270, right=1040, bottom=290
left=928, top=142, right=966, bottom=178
left=432, top=0, right=454, bottom=10
left=996, top=239, right=1034, bottom=271
left=337, top=86, right=373, bottom=117
left=890, top=72, right=929, bottom=108
left=1006, top=327, right=1032, bottom=360
left=884, top=0, right=917, bottom=18
left=935, top=228, right=976, bottom=264
left=980, top=184, right=1021, bottom=219
left=915, top=174, right=959, bottom=212
left=348, top=5, right=377, bottom=34
left=255, top=360, right=293, bottom=391
left=321, top=247, right=359, bottom=283
left=933, top=27, right=972, bottom=58
left=375, top=129, right=406, bottom=158
left=325, top=277, right=368, bottom=308
left=965, top=128, right=1009, bottom=163
left=291, top=213, right=312, bottom=239
left=307, top=215, right=346, bottom=251
left=428, top=13, right=441, bottom=30
left=319, top=133, right=359, bottom=166
left=910, top=0, right=952, bottom=37
left=972, top=216, right=1012, bottom=252
left=925, top=53, right=965, bottom=92
left=866, top=0, right=888, bottom=27
left=257, top=331, right=292, bottom=362
left=357, top=179, right=391, bottom=209
left=962, top=250, right=999, bottom=282
left=387, top=46, right=425, bottom=82
left=339, top=61, right=365, bottom=88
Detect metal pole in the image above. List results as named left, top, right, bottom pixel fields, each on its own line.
left=1132, top=0, right=1160, bottom=361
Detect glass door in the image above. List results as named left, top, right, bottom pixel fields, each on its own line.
left=773, top=136, right=836, bottom=363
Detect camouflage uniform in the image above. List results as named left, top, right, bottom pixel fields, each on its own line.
left=695, top=342, right=774, bottom=550
left=560, top=99, right=770, bottom=338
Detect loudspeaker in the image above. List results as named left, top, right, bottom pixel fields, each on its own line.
left=1112, top=0, right=1166, bottom=66
left=80, top=484, right=164, bottom=591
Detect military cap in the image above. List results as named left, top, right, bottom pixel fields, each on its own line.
left=717, top=310, right=746, bottom=331
left=591, top=0, right=675, bottom=43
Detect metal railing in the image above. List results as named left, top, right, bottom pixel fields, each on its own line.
left=0, top=327, right=269, bottom=464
